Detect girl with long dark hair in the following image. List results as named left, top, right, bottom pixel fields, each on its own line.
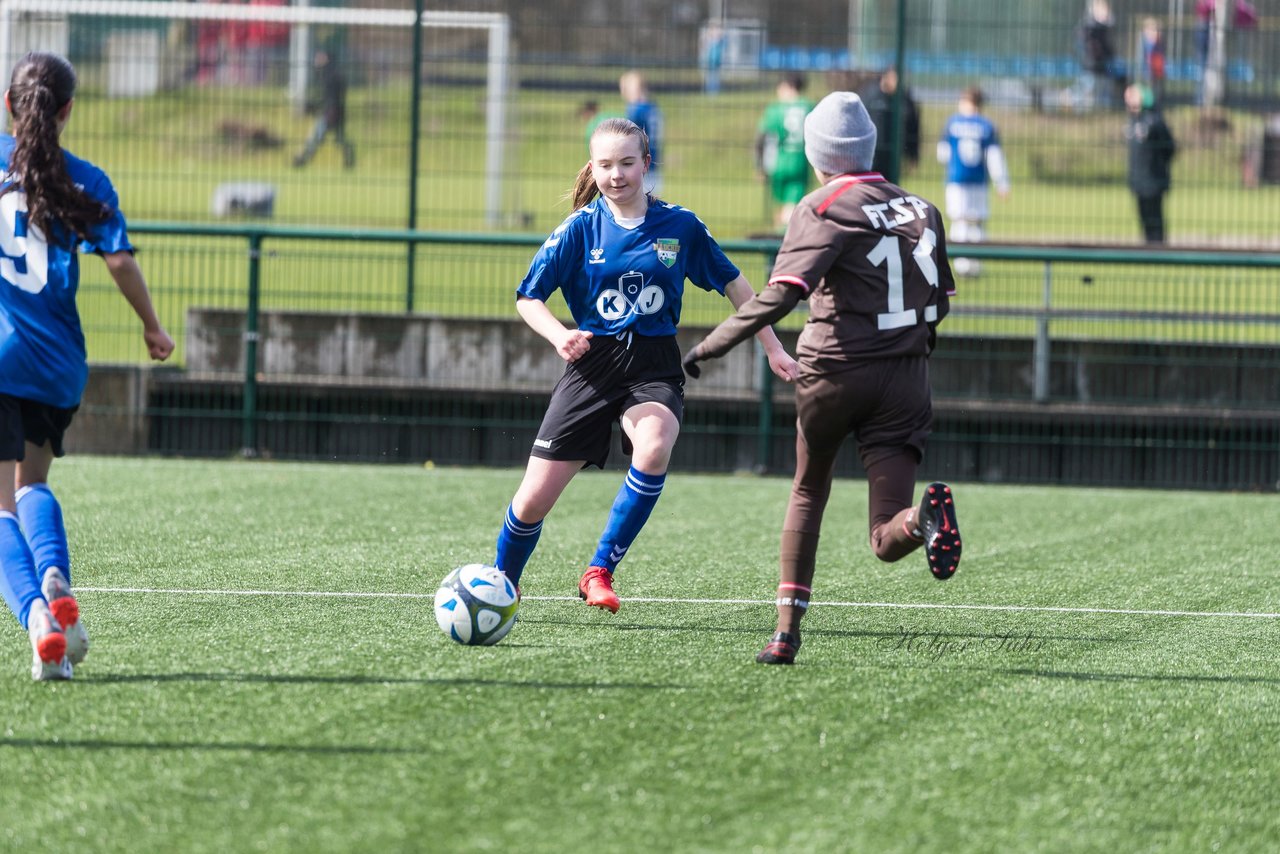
left=0, top=52, right=173, bottom=680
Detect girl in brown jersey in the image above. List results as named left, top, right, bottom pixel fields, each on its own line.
left=683, top=91, right=962, bottom=665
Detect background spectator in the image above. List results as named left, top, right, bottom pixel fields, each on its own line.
left=292, top=49, right=355, bottom=170
left=1125, top=83, right=1177, bottom=243
left=1076, top=0, right=1122, bottom=109
left=858, top=67, right=919, bottom=180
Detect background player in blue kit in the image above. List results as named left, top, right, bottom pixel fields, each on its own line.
left=936, top=86, right=1009, bottom=277
left=620, top=71, right=663, bottom=195
left=0, top=52, right=174, bottom=680
left=492, top=117, right=798, bottom=613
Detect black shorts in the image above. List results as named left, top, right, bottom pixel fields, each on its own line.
left=0, top=394, right=78, bottom=461
left=532, top=332, right=685, bottom=469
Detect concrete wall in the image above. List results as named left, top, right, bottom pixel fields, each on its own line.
left=65, top=310, right=1280, bottom=490
left=65, top=364, right=153, bottom=456
left=186, top=307, right=1280, bottom=408
left=185, top=308, right=774, bottom=398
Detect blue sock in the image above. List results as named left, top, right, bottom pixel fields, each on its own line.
left=16, top=484, right=69, bottom=585
left=0, top=511, right=42, bottom=629
left=591, top=466, right=666, bottom=573
left=494, top=504, right=542, bottom=585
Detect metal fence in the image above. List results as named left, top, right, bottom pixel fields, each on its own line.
left=6, top=2, right=1277, bottom=488
left=10, top=0, right=1280, bottom=243
left=73, top=223, right=1280, bottom=490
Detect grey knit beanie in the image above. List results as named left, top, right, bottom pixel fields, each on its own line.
left=804, top=91, right=877, bottom=176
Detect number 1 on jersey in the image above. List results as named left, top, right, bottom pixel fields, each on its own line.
left=868, top=228, right=939, bottom=331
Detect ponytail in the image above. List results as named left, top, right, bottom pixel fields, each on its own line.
left=566, top=117, right=653, bottom=211
left=569, top=161, right=598, bottom=210
left=2, top=52, right=110, bottom=246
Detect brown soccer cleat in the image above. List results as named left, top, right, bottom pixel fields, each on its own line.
left=577, top=566, right=620, bottom=614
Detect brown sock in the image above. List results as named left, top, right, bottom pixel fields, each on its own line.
left=776, top=529, right=820, bottom=636
left=871, top=506, right=923, bottom=563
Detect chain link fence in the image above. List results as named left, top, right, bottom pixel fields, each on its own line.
left=4, top=1, right=1277, bottom=487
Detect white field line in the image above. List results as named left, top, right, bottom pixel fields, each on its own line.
left=74, top=587, right=1280, bottom=620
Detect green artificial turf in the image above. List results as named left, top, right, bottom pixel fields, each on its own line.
left=1, top=456, right=1277, bottom=852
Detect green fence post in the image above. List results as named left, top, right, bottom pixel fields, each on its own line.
left=242, top=232, right=263, bottom=457
left=1033, top=260, right=1052, bottom=402
left=756, top=247, right=779, bottom=473
left=887, top=0, right=908, bottom=184
left=406, top=0, right=425, bottom=313
left=756, top=343, right=775, bottom=474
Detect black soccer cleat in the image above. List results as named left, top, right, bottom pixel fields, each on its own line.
left=755, top=631, right=801, bottom=665
left=917, top=482, right=961, bottom=580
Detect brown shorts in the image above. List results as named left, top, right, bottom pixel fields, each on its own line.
left=794, top=355, right=932, bottom=470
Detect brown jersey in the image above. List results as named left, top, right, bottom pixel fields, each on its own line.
left=769, top=173, right=955, bottom=368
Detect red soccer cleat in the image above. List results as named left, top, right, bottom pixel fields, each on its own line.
left=27, top=600, right=70, bottom=681
left=577, top=566, right=620, bottom=614
left=43, top=568, right=88, bottom=665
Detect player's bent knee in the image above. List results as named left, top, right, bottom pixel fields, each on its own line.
left=869, top=525, right=913, bottom=563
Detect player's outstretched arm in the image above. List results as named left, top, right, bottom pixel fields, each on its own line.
left=684, top=280, right=801, bottom=379
left=516, top=296, right=592, bottom=363
left=722, top=275, right=799, bottom=382
left=102, top=250, right=174, bottom=361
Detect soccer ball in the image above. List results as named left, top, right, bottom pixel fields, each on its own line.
left=434, top=564, right=519, bottom=646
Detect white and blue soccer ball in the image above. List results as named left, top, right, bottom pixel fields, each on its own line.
left=434, top=564, right=519, bottom=646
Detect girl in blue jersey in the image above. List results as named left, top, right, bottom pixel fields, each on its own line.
left=0, top=52, right=174, bottom=680
left=493, top=117, right=798, bottom=613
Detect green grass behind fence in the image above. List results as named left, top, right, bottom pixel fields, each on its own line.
left=64, top=78, right=1280, bottom=242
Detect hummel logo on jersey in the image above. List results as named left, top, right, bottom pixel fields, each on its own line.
left=533, top=438, right=554, bottom=449
left=589, top=247, right=605, bottom=265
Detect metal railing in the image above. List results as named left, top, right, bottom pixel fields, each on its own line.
left=113, top=222, right=1280, bottom=485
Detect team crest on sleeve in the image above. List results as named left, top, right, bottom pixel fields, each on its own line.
left=654, top=238, right=680, bottom=268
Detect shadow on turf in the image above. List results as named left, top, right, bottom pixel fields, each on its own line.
left=993, top=667, right=1280, bottom=685
left=75, top=672, right=685, bottom=690
left=519, top=614, right=1117, bottom=644
left=0, top=736, right=426, bottom=755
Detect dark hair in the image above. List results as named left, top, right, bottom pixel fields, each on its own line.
left=783, top=73, right=807, bottom=92
left=569, top=117, right=653, bottom=210
left=961, top=85, right=985, bottom=109
left=3, top=52, right=110, bottom=245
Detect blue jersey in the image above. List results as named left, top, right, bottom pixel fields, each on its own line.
left=625, top=101, right=662, bottom=168
left=0, top=135, right=131, bottom=409
left=517, top=198, right=738, bottom=338
left=939, top=113, right=1001, bottom=186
